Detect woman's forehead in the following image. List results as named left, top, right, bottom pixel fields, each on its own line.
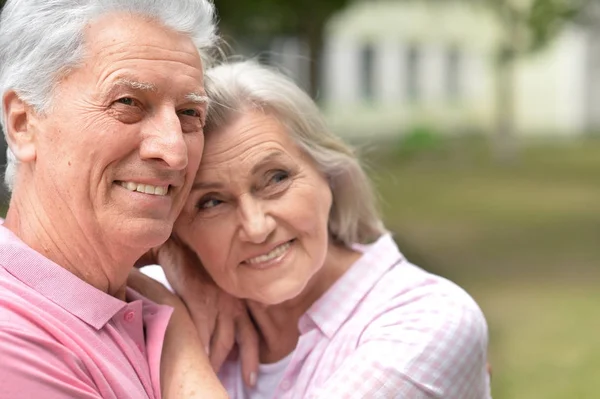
left=202, top=112, right=298, bottom=162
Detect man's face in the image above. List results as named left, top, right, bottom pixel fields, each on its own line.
left=28, top=13, right=206, bottom=249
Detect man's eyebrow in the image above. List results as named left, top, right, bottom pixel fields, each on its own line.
left=114, top=78, right=157, bottom=92
left=185, top=92, right=210, bottom=106
left=100, top=78, right=157, bottom=100
left=104, top=79, right=209, bottom=106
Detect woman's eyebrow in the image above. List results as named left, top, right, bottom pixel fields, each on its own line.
left=191, top=181, right=223, bottom=192
left=250, top=150, right=286, bottom=175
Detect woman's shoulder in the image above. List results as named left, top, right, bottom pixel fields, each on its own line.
left=350, top=234, right=485, bottom=323
left=362, top=259, right=488, bottom=341
left=351, top=262, right=490, bottom=397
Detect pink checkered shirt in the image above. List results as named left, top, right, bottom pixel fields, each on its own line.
left=0, top=225, right=173, bottom=399
left=219, top=234, right=492, bottom=398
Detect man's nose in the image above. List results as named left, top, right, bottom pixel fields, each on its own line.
left=140, top=109, right=188, bottom=170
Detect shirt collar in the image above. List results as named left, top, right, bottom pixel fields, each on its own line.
left=302, top=233, right=404, bottom=338
left=0, top=225, right=128, bottom=330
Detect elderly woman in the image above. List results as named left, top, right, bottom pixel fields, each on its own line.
left=144, top=60, right=491, bottom=398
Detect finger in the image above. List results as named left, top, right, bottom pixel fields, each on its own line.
left=246, top=300, right=278, bottom=339
left=183, top=288, right=218, bottom=353
left=187, top=304, right=217, bottom=355
left=156, top=238, right=218, bottom=351
left=209, top=313, right=236, bottom=373
left=161, top=240, right=210, bottom=300
left=236, top=313, right=260, bottom=388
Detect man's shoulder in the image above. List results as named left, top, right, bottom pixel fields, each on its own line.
left=0, top=266, right=62, bottom=334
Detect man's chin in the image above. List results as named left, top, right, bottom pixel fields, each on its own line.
left=118, top=219, right=174, bottom=252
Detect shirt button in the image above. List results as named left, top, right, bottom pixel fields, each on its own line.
left=281, top=380, right=291, bottom=391
left=124, top=311, right=135, bottom=322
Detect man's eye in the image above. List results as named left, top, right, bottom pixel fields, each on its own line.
left=180, top=109, right=201, bottom=118
left=116, top=97, right=135, bottom=106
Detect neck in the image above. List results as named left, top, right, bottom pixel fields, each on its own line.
left=247, top=241, right=362, bottom=363
left=4, top=191, right=141, bottom=301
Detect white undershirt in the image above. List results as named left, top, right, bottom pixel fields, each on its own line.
left=239, top=352, right=294, bottom=399
left=140, top=265, right=174, bottom=292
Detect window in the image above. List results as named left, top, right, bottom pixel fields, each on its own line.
left=360, top=43, right=375, bottom=100
left=406, top=45, right=421, bottom=102
left=446, top=46, right=461, bottom=100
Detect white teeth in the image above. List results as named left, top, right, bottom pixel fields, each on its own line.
left=246, top=242, right=291, bottom=264
left=154, top=186, right=167, bottom=196
left=119, top=181, right=169, bottom=196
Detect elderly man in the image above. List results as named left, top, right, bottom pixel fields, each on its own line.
left=0, top=0, right=227, bottom=397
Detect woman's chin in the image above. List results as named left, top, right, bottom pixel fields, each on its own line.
left=249, top=284, right=306, bottom=306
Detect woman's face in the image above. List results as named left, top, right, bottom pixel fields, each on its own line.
left=175, top=111, right=333, bottom=304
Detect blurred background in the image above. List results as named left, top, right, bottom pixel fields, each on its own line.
left=1, top=0, right=599, bottom=397
left=217, top=1, right=599, bottom=398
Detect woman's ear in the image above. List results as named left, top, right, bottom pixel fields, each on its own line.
left=3, top=90, right=37, bottom=163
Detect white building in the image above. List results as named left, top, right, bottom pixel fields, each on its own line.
left=320, top=1, right=599, bottom=139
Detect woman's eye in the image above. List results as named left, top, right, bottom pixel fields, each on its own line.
left=198, top=198, right=222, bottom=209
left=269, top=170, right=289, bottom=184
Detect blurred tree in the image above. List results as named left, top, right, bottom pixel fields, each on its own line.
left=214, top=0, right=351, bottom=99
left=476, top=0, right=590, bottom=160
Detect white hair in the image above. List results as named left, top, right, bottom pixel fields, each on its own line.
left=0, top=0, right=218, bottom=191
left=204, top=61, right=386, bottom=246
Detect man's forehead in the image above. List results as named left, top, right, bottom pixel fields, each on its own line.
left=83, top=13, right=204, bottom=81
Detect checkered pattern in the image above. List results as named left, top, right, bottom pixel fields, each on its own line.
left=220, top=234, right=491, bottom=398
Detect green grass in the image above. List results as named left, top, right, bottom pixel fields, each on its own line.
left=364, top=137, right=600, bottom=398
left=471, top=282, right=600, bottom=399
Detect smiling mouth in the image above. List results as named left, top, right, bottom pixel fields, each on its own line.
left=244, top=240, right=294, bottom=265
left=117, top=181, right=170, bottom=196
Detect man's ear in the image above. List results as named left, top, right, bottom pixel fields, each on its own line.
left=3, top=90, right=37, bottom=163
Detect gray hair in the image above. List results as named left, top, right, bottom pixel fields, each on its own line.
left=204, top=61, right=386, bottom=246
left=0, top=0, right=218, bottom=190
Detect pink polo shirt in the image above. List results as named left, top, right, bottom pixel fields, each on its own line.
left=0, top=225, right=173, bottom=398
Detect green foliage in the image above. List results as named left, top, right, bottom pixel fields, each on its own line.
left=527, top=0, right=586, bottom=51
left=475, top=0, right=591, bottom=57
left=214, top=0, right=352, bottom=96
left=394, top=125, right=444, bottom=159
left=215, top=0, right=350, bottom=36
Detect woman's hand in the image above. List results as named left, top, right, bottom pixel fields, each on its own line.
left=140, top=237, right=259, bottom=388
left=127, top=269, right=227, bottom=398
